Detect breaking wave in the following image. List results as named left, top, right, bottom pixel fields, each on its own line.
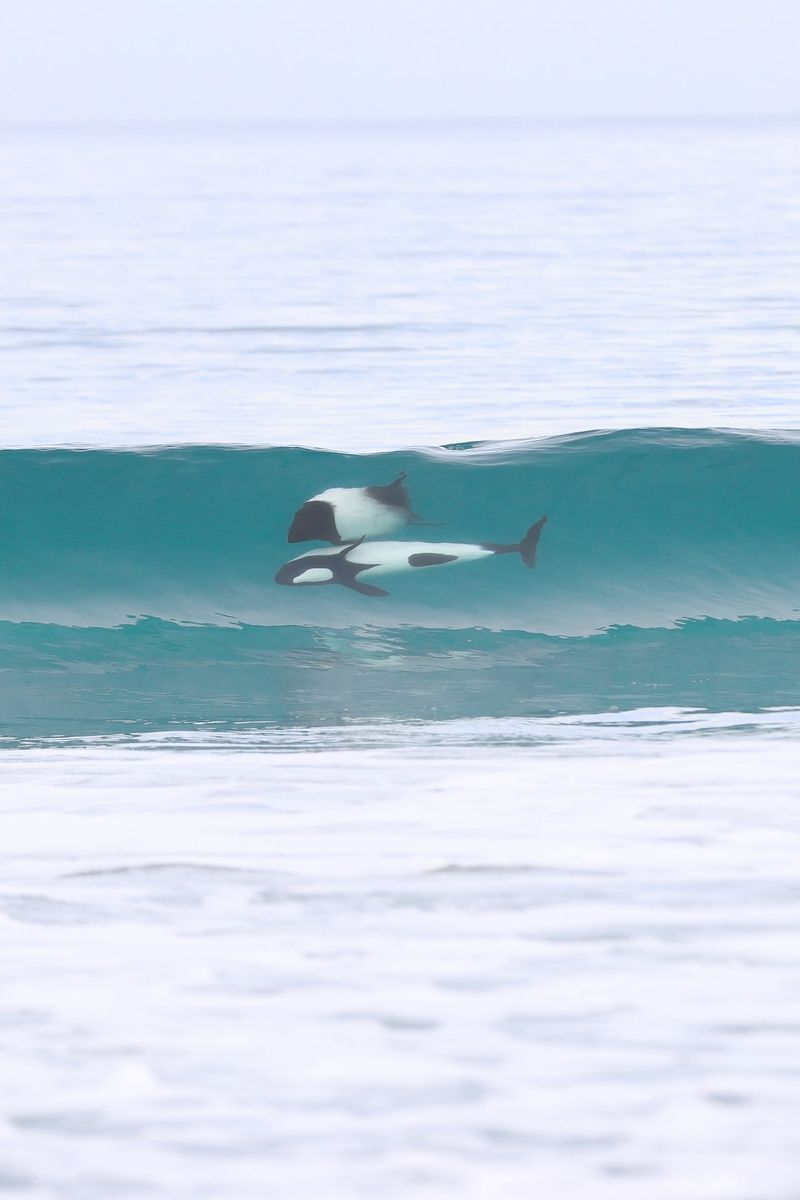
left=2, top=428, right=799, bottom=734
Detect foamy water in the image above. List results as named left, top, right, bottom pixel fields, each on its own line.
left=2, top=714, right=800, bottom=1199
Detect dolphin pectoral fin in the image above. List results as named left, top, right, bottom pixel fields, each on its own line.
left=345, top=579, right=390, bottom=597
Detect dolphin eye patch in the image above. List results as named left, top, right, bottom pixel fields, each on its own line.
left=407, top=552, right=458, bottom=567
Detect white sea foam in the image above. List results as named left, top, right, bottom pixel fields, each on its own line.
left=1, top=714, right=799, bottom=1198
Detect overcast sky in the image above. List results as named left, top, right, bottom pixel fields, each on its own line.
left=1, top=0, right=799, bottom=121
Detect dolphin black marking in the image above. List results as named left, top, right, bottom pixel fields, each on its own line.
left=274, top=537, right=390, bottom=597
left=408, top=552, right=458, bottom=567
left=287, top=499, right=340, bottom=545
left=366, top=472, right=411, bottom=510
left=275, top=516, right=548, bottom=597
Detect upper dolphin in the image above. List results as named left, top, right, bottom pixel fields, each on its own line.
left=287, top=472, right=427, bottom=544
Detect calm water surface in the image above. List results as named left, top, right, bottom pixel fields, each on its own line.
left=2, top=118, right=800, bottom=447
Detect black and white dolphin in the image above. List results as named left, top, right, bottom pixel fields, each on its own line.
left=275, top=516, right=548, bottom=597
left=287, top=472, right=427, bottom=544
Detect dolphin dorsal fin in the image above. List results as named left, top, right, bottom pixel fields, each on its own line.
left=336, top=535, right=366, bottom=557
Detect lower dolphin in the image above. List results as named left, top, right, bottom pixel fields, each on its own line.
left=274, top=516, right=547, bottom=597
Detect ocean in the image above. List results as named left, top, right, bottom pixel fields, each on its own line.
left=2, top=118, right=800, bottom=1199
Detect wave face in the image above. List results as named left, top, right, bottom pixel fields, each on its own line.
left=2, top=429, right=799, bottom=735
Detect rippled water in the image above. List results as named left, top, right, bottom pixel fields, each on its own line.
left=3, top=119, right=800, bottom=1199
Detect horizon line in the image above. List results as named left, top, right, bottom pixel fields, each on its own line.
left=2, top=112, right=800, bottom=127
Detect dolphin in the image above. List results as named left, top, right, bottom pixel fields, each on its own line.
left=275, top=516, right=548, bottom=597
left=287, top=472, right=428, bottom=544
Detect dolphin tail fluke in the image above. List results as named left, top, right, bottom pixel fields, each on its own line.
left=485, top=515, right=548, bottom=567
left=518, top=515, right=548, bottom=567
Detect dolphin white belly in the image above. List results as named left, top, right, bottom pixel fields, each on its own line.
left=312, top=491, right=407, bottom=542
left=303, top=540, right=493, bottom=577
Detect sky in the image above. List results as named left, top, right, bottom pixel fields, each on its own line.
left=1, top=0, right=799, bottom=121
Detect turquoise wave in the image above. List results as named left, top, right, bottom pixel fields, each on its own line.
left=2, top=429, right=799, bottom=734
left=1, top=617, right=799, bottom=739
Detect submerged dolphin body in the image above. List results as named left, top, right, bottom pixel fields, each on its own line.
left=275, top=516, right=548, bottom=597
left=287, top=473, right=427, bottom=544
